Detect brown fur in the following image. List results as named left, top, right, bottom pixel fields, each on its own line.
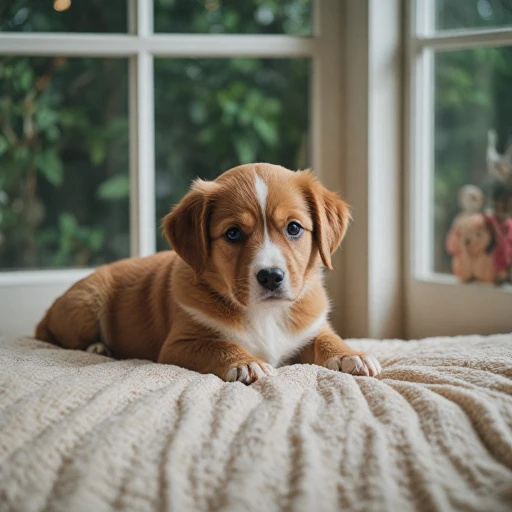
left=36, top=163, right=369, bottom=382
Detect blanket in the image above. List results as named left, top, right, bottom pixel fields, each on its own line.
left=1, top=335, right=511, bottom=512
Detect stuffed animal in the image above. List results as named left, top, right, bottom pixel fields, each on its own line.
left=487, top=129, right=511, bottom=182
left=445, top=185, right=484, bottom=257
left=485, top=214, right=512, bottom=283
left=446, top=130, right=512, bottom=284
left=487, top=129, right=512, bottom=223
left=447, top=213, right=496, bottom=283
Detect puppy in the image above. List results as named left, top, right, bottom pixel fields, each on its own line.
left=36, top=163, right=381, bottom=383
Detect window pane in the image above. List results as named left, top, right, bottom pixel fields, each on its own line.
left=154, top=0, right=313, bottom=35
left=154, top=58, right=310, bottom=250
left=433, top=47, right=512, bottom=277
left=0, top=0, right=127, bottom=33
left=436, top=0, right=512, bottom=31
left=0, top=57, right=129, bottom=270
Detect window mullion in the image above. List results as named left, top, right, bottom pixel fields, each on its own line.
left=416, top=27, right=512, bottom=52
left=138, top=0, right=153, bottom=37
left=135, top=51, right=156, bottom=257
left=129, top=0, right=156, bottom=257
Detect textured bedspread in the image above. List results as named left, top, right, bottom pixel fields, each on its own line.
left=1, top=334, right=512, bottom=512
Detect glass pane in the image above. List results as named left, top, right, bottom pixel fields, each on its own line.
left=436, top=0, right=512, bottom=31
left=154, top=58, right=310, bottom=250
left=0, top=0, right=127, bottom=33
left=0, top=57, right=129, bottom=270
left=433, top=47, right=512, bottom=283
left=154, top=0, right=313, bottom=35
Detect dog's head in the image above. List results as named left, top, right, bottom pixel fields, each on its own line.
left=164, top=164, right=350, bottom=308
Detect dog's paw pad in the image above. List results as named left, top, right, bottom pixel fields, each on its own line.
left=85, top=343, right=112, bottom=357
left=225, top=361, right=274, bottom=384
left=326, top=354, right=381, bottom=377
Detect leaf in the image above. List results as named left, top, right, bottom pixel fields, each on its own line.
left=35, top=106, right=60, bottom=131
left=231, top=59, right=259, bottom=74
left=90, top=140, right=107, bottom=166
left=87, top=228, right=105, bottom=251
left=253, top=117, right=278, bottom=146
left=34, top=148, right=64, bottom=187
left=234, top=137, right=256, bottom=164
left=17, top=67, right=34, bottom=92
left=97, top=174, right=130, bottom=200
left=60, top=107, right=88, bottom=129
left=59, top=212, right=78, bottom=234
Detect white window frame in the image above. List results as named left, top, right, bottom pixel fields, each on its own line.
left=0, top=0, right=345, bottom=337
left=341, top=0, right=403, bottom=339
left=405, top=0, right=512, bottom=338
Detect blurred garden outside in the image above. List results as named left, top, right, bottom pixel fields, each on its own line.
left=0, top=0, right=511, bottom=273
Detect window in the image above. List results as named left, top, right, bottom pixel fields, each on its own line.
left=0, top=55, right=130, bottom=269
left=407, top=0, right=512, bottom=337
left=0, top=0, right=343, bottom=336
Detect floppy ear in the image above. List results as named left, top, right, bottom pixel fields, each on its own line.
left=163, top=179, right=218, bottom=276
left=298, top=170, right=351, bottom=270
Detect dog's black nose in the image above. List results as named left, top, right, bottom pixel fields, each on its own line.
left=256, top=268, right=284, bottom=291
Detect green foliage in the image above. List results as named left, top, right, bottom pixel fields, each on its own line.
left=36, top=212, right=106, bottom=268
left=0, top=0, right=127, bottom=33
left=0, top=55, right=129, bottom=269
left=154, top=0, right=312, bottom=35
left=436, top=0, right=512, bottom=30
left=34, top=148, right=63, bottom=186
left=97, top=174, right=130, bottom=201
left=153, top=57, right=309, bottom=250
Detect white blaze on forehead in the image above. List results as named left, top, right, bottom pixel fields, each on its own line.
left=255, top=173, right=268, bottom=227
left=253, top=173, right=287, bottom=271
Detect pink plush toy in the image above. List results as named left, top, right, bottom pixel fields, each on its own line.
left=446, top=213, right=496, bottom=283
left=485, top=215, right=512, bottom=282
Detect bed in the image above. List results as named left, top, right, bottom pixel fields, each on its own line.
left=1, top=334, right=511, bottom=512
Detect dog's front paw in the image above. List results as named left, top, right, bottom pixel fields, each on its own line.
left=224, top=361, right=274, bottom=384
left=326, top=354, right=381, bottom=377
left=85, top=342, right=112, bottom=357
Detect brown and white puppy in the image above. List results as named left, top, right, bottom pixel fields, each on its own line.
left=36, top=163, right=381, bottom=383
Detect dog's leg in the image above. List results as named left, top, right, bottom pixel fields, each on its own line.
left=299, top=329, right=381, bottom=377
left=158, top=338, right=274, bottom=384
left=35, top=282, right=104, bottom=351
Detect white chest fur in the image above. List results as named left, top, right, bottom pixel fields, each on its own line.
left=179, top=303, right=326, bottom=366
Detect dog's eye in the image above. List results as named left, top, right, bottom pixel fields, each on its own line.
left=287, top=221, right=303, bottom=238
left=225, top=227, right=242, bottom=242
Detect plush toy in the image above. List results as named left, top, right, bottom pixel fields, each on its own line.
left=487, top=129, right=512, bottom=223
left=485, top=214, right=512, bottom=283
left=445, top=185, right=484, bottom=257
left=487, top=129, right=512, bottom=182
left=447, top=213, right=496, bottom=283
left=446, top=129, right=512, bottom=284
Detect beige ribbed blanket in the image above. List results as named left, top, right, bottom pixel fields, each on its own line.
left=1, top=334, right=511, bottom=512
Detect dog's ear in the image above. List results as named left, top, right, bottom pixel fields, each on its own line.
left=298, top=170, right=351, bottom=270
left=163, top=179, right=219, bottom=276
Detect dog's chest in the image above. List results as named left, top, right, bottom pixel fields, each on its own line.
left=230, top=309, right=325, bottom=366
left=180, top=304, right=325, bottom=366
